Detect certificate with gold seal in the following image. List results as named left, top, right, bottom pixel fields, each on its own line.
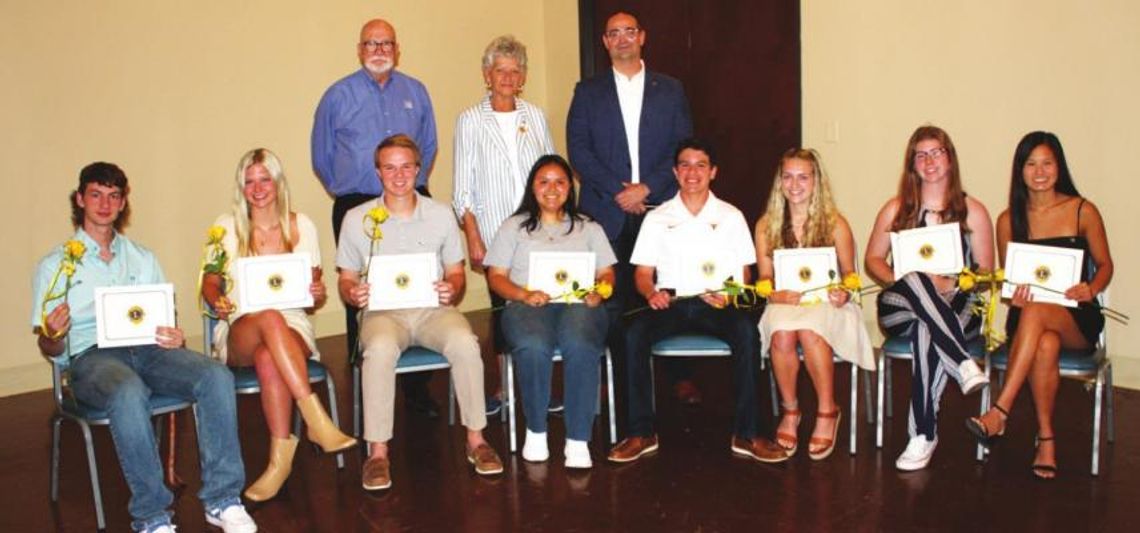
left=889, top=223, right=964, bottom=279
left=527, top=252, right=596, bottom=303
left=676, top=250, right=737, bottom=297
left=773, top=247, right=839, bottom=301
left=366, top=253, right=440, bottom=310
left=94, top=283, right=175, bottom=348
left=234, top=253, right=314, bottom=313
left=1001, top=242, right=1083, bottom=307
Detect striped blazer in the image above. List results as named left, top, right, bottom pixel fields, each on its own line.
left=452, top=95, right=556, bottom=245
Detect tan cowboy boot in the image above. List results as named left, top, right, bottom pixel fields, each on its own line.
left=244, top=435, right=299, bottom=502
left=296, top=393, right=357, bottom=453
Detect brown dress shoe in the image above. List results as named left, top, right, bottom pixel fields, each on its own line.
left=731, top=436, right=789, bottom=464
left=466, top=443, right=504, bottom=475
left=607, top=435, right=660, bottom=463
left=673, top=380, right=703, bottom=405
left=362, top=456, right=392, bottom=491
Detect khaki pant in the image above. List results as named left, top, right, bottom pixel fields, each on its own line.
left=360, top=306, right=487, bottom=442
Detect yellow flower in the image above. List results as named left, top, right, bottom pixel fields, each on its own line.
left=842, top=272, right=861, bottom=292
left=61, top=262, right=76, bottom=277
left=754, top=279, right=774, bottom=298
left=958, top=268, right=976, bottom=291
left=63, top=239, right=86, bottom=261
left=594, top=280, right=614, bottom=300
left=367, top=206, right=390, bottom=225
left=207, top=225, right=226, bottom=244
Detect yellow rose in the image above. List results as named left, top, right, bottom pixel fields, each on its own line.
left=207, top=225, right=226, bottom=244
left=61, top=262, right=76, bottom=277
left=594, top=280, right=614, bottom=300
left=64, top=239, right=86, bottom=261
left=754, top=279, right=774, bottom=298
left=842, top=272, right=862, bottom=291
left=367, top=206, right=390, bottom=225
left=958, top=269, right=976, bottom=291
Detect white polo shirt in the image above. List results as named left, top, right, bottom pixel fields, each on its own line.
left=629, top=192, right=755, bottom=293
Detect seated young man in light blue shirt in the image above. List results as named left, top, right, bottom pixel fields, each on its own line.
left=32, top=162, right=256, bottom=533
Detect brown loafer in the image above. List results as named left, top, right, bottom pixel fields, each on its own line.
left=466, top=443, right=504, bottom=475
left=607, top=435, right=659, bottom=463
left=673, top=380, right=703, bottom=405
left=731, top=436, right=789, bottom=464
left=362, top=456, right=392, bottom=491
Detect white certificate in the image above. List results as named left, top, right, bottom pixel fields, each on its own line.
left=366, top=253, right=440, bottom=311
left=773, top=247, right=839, bottom=300
left=234, top=253, right=313, bottom=313
left=890, top=223, right=964, bottom=279
left=676, top=249, right=738, bottom=297
left=94, top=283, right=176, bottom=348
left=527, top=252, right=596, bottom=303
left=1001, top=242, right=1083, bottom=308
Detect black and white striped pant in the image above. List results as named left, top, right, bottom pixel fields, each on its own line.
left=878, top=272, right=980, bottom=440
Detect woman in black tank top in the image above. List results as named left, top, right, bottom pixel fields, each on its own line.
left=966, top=131, right=1114, bottom=479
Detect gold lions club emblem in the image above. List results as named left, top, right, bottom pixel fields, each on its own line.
left=395, top=273, right=410, bottom=290
left=267, top=273, right=284, bottom=291
left=798, top=266, right=813, bottom=283
left=127, top=306, right=145, bottom=325
left=701, top=261, right=716, bottom=278
left=554, top=269, right=569, bottom=286
left=918, top=243, right=935, bottom=260
left=1034, top=265, right=1051, bottom=283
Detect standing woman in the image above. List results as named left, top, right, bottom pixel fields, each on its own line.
left=453, top=35, right=557, bottom=392
left=202, top=149, right=357, bottom=502
left=966, top=132, right=1112, bottom=479
left=483, top=155, right=615, bottom=468
left=756, top=149, right=874, bottom=460
left=864, top=126, right=994, bottom=471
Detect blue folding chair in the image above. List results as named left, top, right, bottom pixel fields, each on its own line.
left=203, top=315, right=346, bottom=469
left=500, top=348, right=618, bottom=453
left=351, top=347, right=457, bottom=440
left=49, top=359, right=193, bottom=531
left=648, top=334, right=735, bottom=411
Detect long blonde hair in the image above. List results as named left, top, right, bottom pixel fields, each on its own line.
left=761, top=148, right=838, bottom=254
left=232, top=148, right=293, bottom=256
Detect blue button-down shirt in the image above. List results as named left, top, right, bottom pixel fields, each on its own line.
left=31, top=229, right=166, bottom=359
left=311, top=68, right=437, bottom=196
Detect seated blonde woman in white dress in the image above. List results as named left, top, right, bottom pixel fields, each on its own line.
left=755, top=148, right=874, bottom=460
left=201, top=148, right=357, bottom=502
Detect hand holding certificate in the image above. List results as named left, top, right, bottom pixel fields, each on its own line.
left=773, top=247, right=839, bottom=301
left=889, top=223, right=964, bottom=279
left=234, top=253, right=315, bottom=313
left=366, top=253, right=440, bottom=311
left=527, top=252, right=597, bottom=303
left=95, top=283, right=176, bottom=348
left=1001, top=242, right=1084, bottom=307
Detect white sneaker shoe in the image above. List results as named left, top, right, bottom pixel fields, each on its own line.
left=205, top=504, right=257, bottom=533
left=895, top=436, right=938, bottom=471
left=564, top=439, right=593, bottom=469
left=958, top=359, right=989, bottom=395
left=522, top=430, right=549, bottom=462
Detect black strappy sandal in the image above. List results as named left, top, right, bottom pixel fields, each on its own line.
left=965, top=404, right=1008, bottom=445
left=1032, top=435, right=1058, bottom=480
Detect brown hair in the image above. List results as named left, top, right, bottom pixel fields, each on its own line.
left=890, top=125, right=969, bottom=232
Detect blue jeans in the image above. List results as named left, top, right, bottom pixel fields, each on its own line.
left=69, top=345, right=244, bottom=531
left=502, top=302, right=609, bottom=441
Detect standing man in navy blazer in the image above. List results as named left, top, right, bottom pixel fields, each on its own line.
left=567, top=11, right=701, bottom=404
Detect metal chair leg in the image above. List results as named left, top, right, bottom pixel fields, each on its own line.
left=448, top=374, right=456, bottom=427
left=876, top=353, right=885, bottom=449
left=606, top=349, right=617, bottom=445
left=506, top=354, right=517, bottom=453
left=352, top=364, right=362, bottom=440
left=50, top=417, right=62, bottom=502
left=885, top=357, right=894, bottom=419
left=1106, top=363, right=1115, bottom=443
left=849, top=363, right=857, bottom=455
left=499, top=353, right=509, bottom=423
left=1092, top=369, right=1104, bottom=476
left=768, top=363, right=779, bottom=419
left=862, top=370, right=874, bottom=425
left=80, top=422, right=106, bottom=531
left=325, top=376, right=346, bottom=469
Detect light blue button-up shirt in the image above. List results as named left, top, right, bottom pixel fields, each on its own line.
left=31, top=229, right=166, bottom=359
left=311, top=68, right=437, bottom=196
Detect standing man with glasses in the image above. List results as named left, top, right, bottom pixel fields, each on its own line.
left=312, top=18, right=440, bottom=418
left=567, top=11, right=699, bottom=405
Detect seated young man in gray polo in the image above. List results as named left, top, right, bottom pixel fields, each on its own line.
left=32, top=162, right=256, bottom=533
left=336, top=134, right=503, bottom=491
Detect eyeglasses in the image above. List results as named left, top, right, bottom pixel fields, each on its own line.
left=604, top=27, right=640, bottom=40
left=360, top=40, right=396, bottom=53
left=913, top=147, right=947, bottom=163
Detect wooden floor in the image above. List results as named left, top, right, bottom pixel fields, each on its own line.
left=4, top=310, right=1138, bottom=532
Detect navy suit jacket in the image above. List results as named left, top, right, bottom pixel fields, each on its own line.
left=567, top=69, right=693, bottom=239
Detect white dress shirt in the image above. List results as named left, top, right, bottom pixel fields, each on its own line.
left=613, top=62, right=646, bottom=184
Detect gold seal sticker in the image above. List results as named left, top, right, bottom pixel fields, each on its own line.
left=918, top=243, right=935, bottom=260
left=701, top=261, right=716, bottom=278
left=798, top=266, right=813, bottom=283
left=127, top=305, right=145, bottom=325
left=395, top=273, right=410, bottom=290
left=267, top=273, right=284, bottom=291
left=1034, top=265, right=1052, bottom=283
left=554, top=269, right=569, bottom=286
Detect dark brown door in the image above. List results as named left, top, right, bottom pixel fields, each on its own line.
left=579, top=0, right=800, bottom=226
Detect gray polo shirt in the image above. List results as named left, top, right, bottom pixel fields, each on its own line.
left=484, top=214, right=617, bottom=287
left=336, top=193, right=464, bottom=276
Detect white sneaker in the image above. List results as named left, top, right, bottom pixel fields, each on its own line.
left=205, top=504, right=257, bottom=533
left=895, top=436, right=938, bottom=471
left=522, top=430, right=549, bottom=462
left=564, top=439, right=593, bottom=469
left=958, top=359, right=989, bottom=395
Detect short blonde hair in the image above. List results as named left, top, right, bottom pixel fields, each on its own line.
left=481, top=35, right=528, bottom=71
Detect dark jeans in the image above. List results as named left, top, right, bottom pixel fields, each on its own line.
left=623, top=298, right=761, bottom=440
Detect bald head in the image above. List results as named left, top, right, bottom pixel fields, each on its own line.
left=358, top=19, right=399, bottom=82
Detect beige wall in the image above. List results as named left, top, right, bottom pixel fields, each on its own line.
left=803, top=1, right=1140, bottom=387
left=1, top=0, right=579, bottom=396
